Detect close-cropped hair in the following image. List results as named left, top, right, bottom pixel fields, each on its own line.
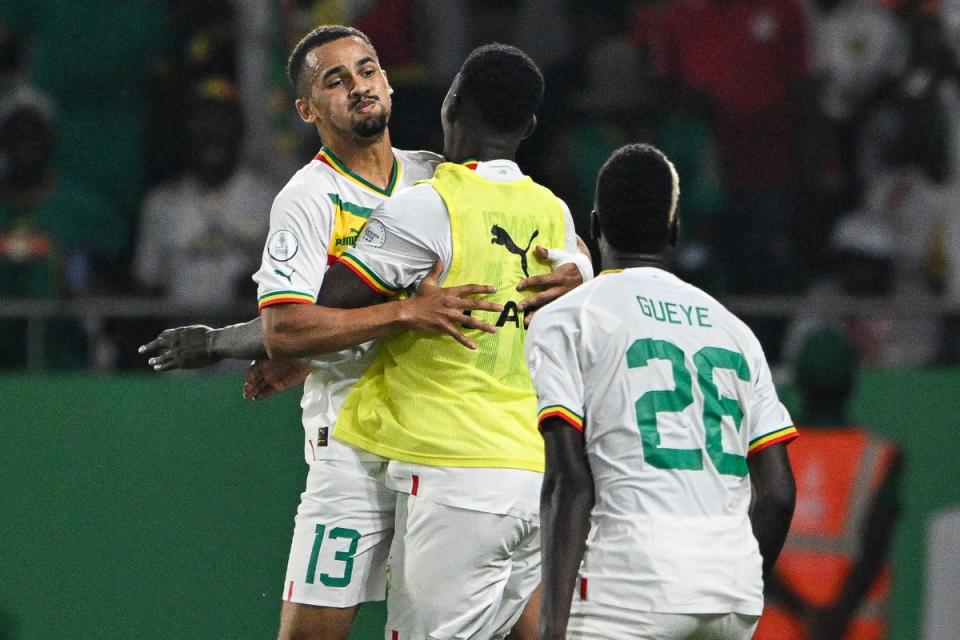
left=457, top=43, right=544, bottom=133
left=595, top=143, right=680, bottom=254
left=287, top=25, right=377, bottom=96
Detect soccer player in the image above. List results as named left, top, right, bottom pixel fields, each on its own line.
left=138, top=27, right=585, bottom=640
left=313, top=44, right=579, bottom=639
left=528, top=143, right=798, bottom=640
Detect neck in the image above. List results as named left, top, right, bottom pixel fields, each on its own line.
left=448, top=129, right=520, bottom=164
left=600, top=242, right=669, bottom=271
left=322, top=130, right=395, bottom=188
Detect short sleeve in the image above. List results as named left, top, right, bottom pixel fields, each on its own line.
left=253, top=187, right=331, bottom=309
left=526, top=301, right=586, bottom=432
left=558, top=198, right=579, bottom=254
left=746, top=346, right=797, bottom=456
left=339, top=184, right=451, bottom=296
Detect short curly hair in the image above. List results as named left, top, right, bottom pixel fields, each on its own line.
left=595, top=143, right=680, bottom=254
left=287, top=25, right=376, bottom=96
left=457, top=43, right=544, bottom=133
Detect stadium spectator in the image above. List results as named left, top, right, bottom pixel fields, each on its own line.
left=541, top=9, right=727, bottom=289
left=756, top=328, right=904, bottom=640
left=0, top=0, right=171, bottom=228
left=0, top=86, right=125, bottom=368
left=655, top=0, right=812, bottom=294
left=781, top=211, right=942, bottom=369
left=132, top=78, right=274, bottom=312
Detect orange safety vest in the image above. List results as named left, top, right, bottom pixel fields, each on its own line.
left=755, top=427, right=898, bottom=640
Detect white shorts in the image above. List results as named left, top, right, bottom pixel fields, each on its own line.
left=385, top=493, right=540, bottom=640
left=568, top=599, right=759, bottom=640
left=282, top=455, right=395, bottom=608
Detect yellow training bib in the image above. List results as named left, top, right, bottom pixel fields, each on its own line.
left=334, top=162, right=567, bottom=471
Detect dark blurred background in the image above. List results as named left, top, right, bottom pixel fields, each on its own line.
left=0, top=1, right=958, bottom=639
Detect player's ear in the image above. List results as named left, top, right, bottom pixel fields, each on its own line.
left=590, top=208, right=601, bottom=242
left=522, top=114, right=537, bottom=140
left=295, top=97, right=316, bottom=124
left=445, top=93, right=460, bottom=123
left=382, top=68, right=394, bottom=95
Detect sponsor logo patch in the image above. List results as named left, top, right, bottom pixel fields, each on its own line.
left=268, top=230, right=299, bottom=262
left=359, top=219, right=386, bottom=248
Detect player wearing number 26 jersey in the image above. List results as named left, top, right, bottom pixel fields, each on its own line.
left=530, top=143, right=798, bottom=640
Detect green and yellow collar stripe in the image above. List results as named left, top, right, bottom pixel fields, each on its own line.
left=538, top=404, right=584, bottom=432
left=316, top=147, right=401, bottom=197
left=338, top=253, right=399, bottom=297
left=258, top=290, right=315, bottom=309
left=748, top=425, right=798, bottom=455
left=327, top=193, right=376, bottom=218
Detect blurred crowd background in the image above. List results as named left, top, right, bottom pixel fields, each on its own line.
left=1, top=0, right=959, bottom=375
left=2, top=4, right=960, bottom=640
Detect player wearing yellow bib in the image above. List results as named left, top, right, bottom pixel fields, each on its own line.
left=316, top=45, right=581, bottom=639
left=529, top=144, right=798, bottom=640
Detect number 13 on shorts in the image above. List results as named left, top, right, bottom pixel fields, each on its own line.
left=306, top=523, right=361, bottom=587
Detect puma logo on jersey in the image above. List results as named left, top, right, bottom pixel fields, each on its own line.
left=274, top=268, right=296, bottom=284
left=335, top=228, right=364, bottom=247
left=491, top=225, right=539, bottom=277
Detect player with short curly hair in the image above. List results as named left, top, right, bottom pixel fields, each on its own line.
left=530, top=143, right=797, bottom=640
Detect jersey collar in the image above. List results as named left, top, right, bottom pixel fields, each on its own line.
left=316, top=146, right=401, bottom=197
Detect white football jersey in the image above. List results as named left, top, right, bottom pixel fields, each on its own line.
left=253, top=146, right=442, bottom=462
left=526, top=267, right=796, bottom=615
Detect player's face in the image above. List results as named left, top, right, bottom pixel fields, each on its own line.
left=295, top=36, right=392, bottom=143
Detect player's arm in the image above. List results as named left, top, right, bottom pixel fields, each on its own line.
left=807, top=447, right=905, bottom=638
left=539, top=417, right=594, bottom=640
left=526, top=299, right=590, bottom=640
left=139, top=317, right=268, bottom=371
left=262, top=260, right=503, bottom=358
left=263, top=186, right=506, bottom=358
left=747, top=441, right=797, bottom=580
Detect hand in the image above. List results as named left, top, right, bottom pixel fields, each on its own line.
left=243, top=358, right=310, bottom=400
left=400, top=260, right=504, bottom=349
left=516, top=246, right=585, bottom=324
left=139, top=325, right=219, bottom=371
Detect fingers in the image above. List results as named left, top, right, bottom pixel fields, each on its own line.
left=516, top=271, right=565, bottom=293
left=517, top=286, right=565, bottom=312
left=138, top=337, right=165, bottom=356
left=459, top=297, right=504, bottom=314
left=248, top=379, right=278, bottom=400
left=147, top=351, right=176, bottom=372
left=523, top=308, right=539, bottom=328
left=459, top=314, right=498, bottom=334
left=446, top=283, right=498, bottom=297
left=243, top=362, right=263, bottom=399
left=423, top=260, right=444, bottom=286
left=443, top=324, right=478, bottom=350
left=535, top=244, right=550, bottom=260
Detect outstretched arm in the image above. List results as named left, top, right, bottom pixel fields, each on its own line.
left=539, top=418, right=594, bottom=640
left=748, top=442, right=796, bottom=580
left=261, top=261, right=503, bottom=359
left=139, top=317, right=268, bottom=371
